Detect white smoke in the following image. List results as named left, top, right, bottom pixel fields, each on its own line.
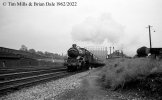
left=71, top=13, right=125, bottom=44
left=71, top=13, right=143, bottom=56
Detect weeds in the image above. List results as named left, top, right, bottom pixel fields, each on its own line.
left=99, top=58, right=162, bottom=91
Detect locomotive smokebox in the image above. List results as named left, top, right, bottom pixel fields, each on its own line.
left=68, top=48, right=79, bottom=58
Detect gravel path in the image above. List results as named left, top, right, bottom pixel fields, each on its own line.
left=0, top=71, right=90, bottom=100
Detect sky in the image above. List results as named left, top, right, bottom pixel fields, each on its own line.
left=0, top=0, right=162, bottom=56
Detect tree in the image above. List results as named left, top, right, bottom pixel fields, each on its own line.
left=20, top=45, right=28, bottom=51
left=44, top=51, right=51, bottom=57
left=28, top=49, right=36, bottom=53
left=37, top=51, right=44, bottom=55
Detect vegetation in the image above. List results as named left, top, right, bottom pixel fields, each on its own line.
left=19, top=45, right=66, bottom=59
left=99, top=58, right=162, bottom=99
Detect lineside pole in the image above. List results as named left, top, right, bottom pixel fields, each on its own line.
left=146, top=25, right=152, bottom=49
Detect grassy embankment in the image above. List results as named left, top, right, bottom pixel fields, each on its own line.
left=98, top=58, right=162, bottom=97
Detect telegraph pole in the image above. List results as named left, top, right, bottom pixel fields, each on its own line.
left=146, top=25, right=152, bottom=48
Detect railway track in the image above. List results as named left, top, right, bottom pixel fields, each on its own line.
left=0, top=66, right=68, bottom=93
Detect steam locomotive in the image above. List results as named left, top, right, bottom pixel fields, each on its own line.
left=65, top=44, right=105, bottom=71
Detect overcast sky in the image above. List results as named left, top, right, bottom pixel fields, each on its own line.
left=0, top=0, right=162, bottom=56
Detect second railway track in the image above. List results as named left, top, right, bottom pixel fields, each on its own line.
left=0, top=66, right=68, bottom=93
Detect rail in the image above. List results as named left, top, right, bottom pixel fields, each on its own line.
left=0, top=66, right=67, bottom=92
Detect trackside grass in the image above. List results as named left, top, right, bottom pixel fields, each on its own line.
left=99, top=58, right=162, bottom=91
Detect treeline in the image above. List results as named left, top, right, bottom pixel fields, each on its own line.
left=19, top=45, right=66, bottom=59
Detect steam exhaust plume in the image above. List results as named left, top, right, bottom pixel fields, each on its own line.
left=71, top=13, right=125, bottom=44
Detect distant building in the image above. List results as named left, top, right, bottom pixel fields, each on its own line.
left=108, top=50, right=125, bottom=59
